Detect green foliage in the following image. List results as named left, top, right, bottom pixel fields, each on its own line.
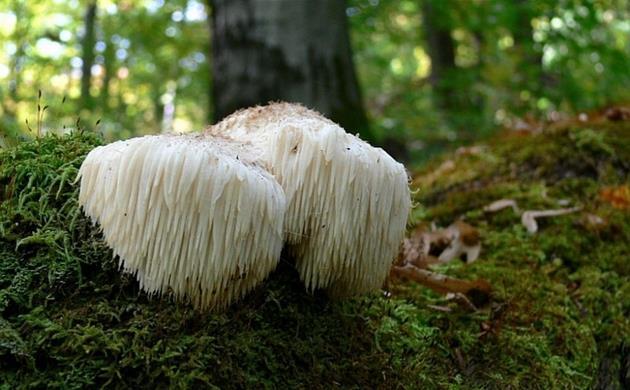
left=2, top=0, right=629, bottom=161
left=0, top=0, right=210, bottom=140
left=349, top=0, right=630, bottom=159
left=1, top=120, right=629, bottom=387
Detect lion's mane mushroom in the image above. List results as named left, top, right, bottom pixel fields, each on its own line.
left=78, top=134, right=286, bottom=309
left=208, top=103, right=411, bottom=296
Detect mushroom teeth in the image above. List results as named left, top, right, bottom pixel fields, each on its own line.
left=209, top=103, right=411, bottom=296
left=78, top=134, right=286, bottom=309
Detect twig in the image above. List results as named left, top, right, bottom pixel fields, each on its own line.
left=521, top=207, right=581, bottom=234
left=391, top=264, right=491, bottom=295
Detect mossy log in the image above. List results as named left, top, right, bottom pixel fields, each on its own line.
left=1, top=119, right=628, bottom=388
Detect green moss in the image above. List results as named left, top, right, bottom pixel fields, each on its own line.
left=408, top=122, right=629, bottom=388
left=1, top=122, right=629, bottom=388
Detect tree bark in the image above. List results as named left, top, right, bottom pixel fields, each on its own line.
left=422, top=0, right=457, bottom=112
left=100, top=33, right=114, bottom=112
left=511, top=0, right=553, bottom=92
left=209, top=0, right=370, bottom=138
left=81, top=2, right=97, bottom=109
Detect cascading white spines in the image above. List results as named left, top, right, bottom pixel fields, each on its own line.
left=208, top=103, right=411, bottom=296
left=78, top=134, right=286, bottom=309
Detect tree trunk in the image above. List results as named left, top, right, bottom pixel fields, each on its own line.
left=80, top=2, right=97, bottom=110
left=512, top=0, right=552, bottom=93
left=100, top=33, right=114, bottom=112
left=210, top=0, right=370, bottom=138
left=4, top=2, right=29, bottom=119
left=422, top=0, right=457, bottom=112
left=513, top=1, right=538, bottom=66
left=152, top=86, right=164, bottom=130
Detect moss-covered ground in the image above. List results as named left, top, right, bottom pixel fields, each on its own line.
left=0, top=119, right=628, bottom=388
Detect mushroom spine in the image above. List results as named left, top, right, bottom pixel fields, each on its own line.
left=78, top=103, right=411, bottom=307
left=208, top=103, right=411, bottom=296
left=78, top=134, right=286, bottom=309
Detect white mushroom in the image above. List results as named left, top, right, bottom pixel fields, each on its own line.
left=78, top=134, right=286, bottom=309
left=208, top=103, right=411, bottom=296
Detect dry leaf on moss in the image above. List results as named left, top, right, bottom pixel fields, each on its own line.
left=438, top=221, right=481, bottom=263
left=397, top=221, right=481, bottom=267
left=599, top=185, right=630, bottom=209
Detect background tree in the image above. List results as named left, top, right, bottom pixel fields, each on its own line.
left=422, top=0, right=456, bottom=113
left=209, top=0, right=371, bottom=139
left=80, top=1, right=97, bottom=110
left=0, top=0, right=629, bottom=157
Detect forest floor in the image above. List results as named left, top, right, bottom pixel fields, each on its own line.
left=0, top=110, right=628, bottom=389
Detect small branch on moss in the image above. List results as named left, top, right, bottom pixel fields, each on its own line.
left=390, top=264, right=491, bottom=296
left=484, top=198, right=582, bottom=234
left=521, top=207, right=581, bottom=234
left=483, top=199, right=520, bottom=214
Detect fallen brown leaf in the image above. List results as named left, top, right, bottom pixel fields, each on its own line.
left=605, top=106, right=630, bottom=122
left=438, top=221, right=481, bottom=263
left=599, top=185, right=630, bottom=209
left=398, top=221, right=482, bottom=267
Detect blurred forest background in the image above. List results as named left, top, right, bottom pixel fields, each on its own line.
left=0, top=0, right=629, bottom=163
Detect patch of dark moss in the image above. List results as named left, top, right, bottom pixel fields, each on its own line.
left=1, top=121, right=628, bottom=388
